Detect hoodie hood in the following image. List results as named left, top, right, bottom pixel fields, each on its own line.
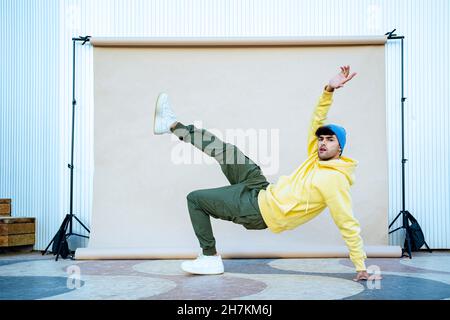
left=318, top=156, right=358, bottom=185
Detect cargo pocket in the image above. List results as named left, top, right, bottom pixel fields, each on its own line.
left=209, top=200, right=233, bottom=222
left=234, top=214, right=267, bottom=230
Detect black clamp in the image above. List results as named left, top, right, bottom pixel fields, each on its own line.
left=72, top=35, right=91, bottom=45
left=385, top=29, right=397, bottom=39
left=80, top=35, right=91, bottom=45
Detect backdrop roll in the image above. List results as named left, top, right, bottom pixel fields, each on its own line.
left=75, top=36, right=401, bottom=260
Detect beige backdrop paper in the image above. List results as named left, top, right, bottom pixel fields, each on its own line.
left=76, top=37, right=401, bottom=259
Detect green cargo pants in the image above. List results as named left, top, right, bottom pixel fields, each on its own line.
left=171, top=122, right=270, bottom=256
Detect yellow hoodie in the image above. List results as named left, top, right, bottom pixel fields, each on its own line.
left=257, top=89, right=367, bottom=271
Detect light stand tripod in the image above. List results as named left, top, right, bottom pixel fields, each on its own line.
left=42, top=36, right=91, bottom=261
left=386, top=29, right=431, bottom=258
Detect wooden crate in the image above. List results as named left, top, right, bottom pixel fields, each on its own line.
left=0, top=217, right=35, bottom=247
left=0, top=199, right=11, bottom=216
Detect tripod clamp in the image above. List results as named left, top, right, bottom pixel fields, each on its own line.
left=78, top=35, right=91, bottom=45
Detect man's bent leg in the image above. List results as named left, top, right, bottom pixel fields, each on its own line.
left=172, top=122, right=263, bottom=185
left=186, top=184, right=267, bottom=256
left=186, top=191, right=218, bottom=256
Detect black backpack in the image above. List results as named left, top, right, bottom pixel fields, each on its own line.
left=404, top=211, right=431, bottom=252
left=52, top=227, right=71, bottom=259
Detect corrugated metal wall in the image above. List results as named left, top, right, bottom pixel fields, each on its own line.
left=0, top=0, right=62, bottom=249
left=1, top=0, right=449, bottom=250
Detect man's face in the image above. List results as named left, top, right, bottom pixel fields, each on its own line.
left=318, top=135, right=341, bottom=160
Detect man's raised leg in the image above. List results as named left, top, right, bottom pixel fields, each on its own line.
left=171, top=122, right=264, bottom=185
left=153, top=92, right=264, bottom=185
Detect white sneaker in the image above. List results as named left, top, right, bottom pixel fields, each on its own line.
left=181, top=254, right=224, bottom=275
left=153, top=92, right=177, bottom=135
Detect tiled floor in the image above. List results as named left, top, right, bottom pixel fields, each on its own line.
left=1, top=250, right=450, bottom=300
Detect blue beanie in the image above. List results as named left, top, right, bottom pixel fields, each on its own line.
left=316, top=124, right=347, bottom=153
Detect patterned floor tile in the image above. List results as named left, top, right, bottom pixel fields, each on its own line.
left=0, top=276, right=77, bottom=300
left=41, top=275, right=177, bottom=300
left=1, top=252, right=450, bottom=300
left=133, top=260, right=186, bottom=276
left=226, top=273, right=364, bottom=300
left=399, top=255, right=450, bottom=273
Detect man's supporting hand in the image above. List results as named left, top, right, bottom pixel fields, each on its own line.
left=353, top=270, right=383, bottom=282
left=326, top=65, right=357, bottom=91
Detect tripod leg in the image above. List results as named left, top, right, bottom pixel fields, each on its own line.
left=43, top=215, right=70, bottom=255
left=42, top=233, right=57, bottom=255
left=71, top=233, right=89, bottom=239
left=389, top=226, right=404, bottom=234
left=389, top=211, right=402, bottom=229
left=401, top=211, right=412, bottom=259
left=64, top=233, right=76, bottom=259
left=55, top=216, right=70, bottom=261
left=72, top=215, right=91, bottom=233
left=405, top=229, right=412, bottom=259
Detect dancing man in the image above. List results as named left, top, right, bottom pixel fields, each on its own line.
left=153, top=66, right=377, bottom=282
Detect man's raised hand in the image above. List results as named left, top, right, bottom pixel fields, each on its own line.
left=328, top=65, right=357, bottom=90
